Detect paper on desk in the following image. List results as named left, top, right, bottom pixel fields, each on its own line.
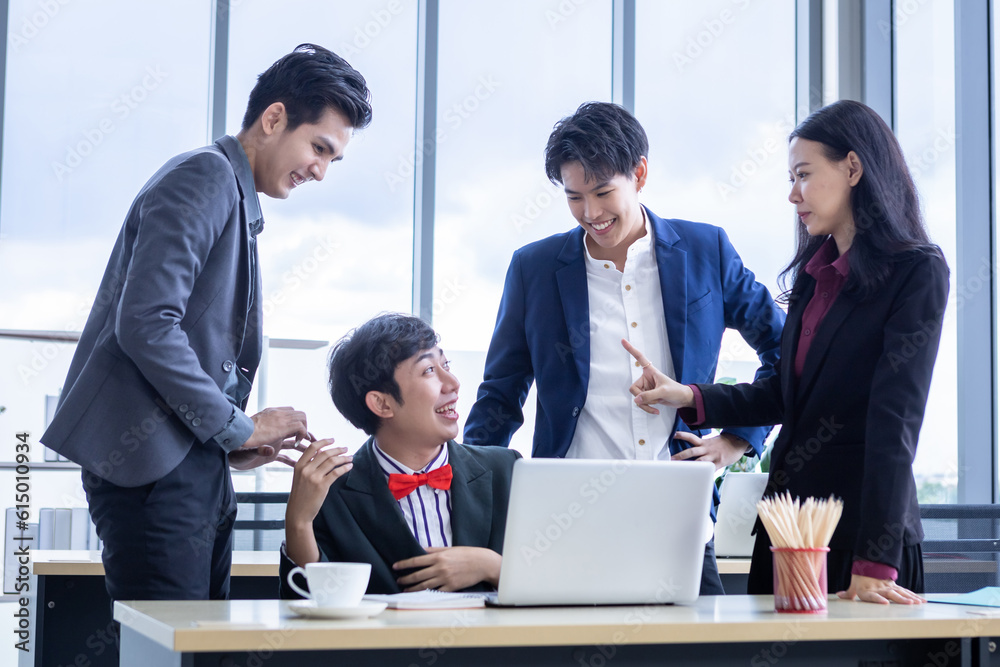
left=364, top=590, right=488, bottom=610
left=925, top=587, right=1000, bottom=608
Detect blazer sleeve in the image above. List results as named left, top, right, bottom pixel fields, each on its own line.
left=715, top=227, right=787, bottom=454
left=855, top=252, right=949, bottom=569
left=693, top=360, right=785, bottom=429
left=114, top=152, right=243, bottom=449
left=464, top=252, right=534, bottom=447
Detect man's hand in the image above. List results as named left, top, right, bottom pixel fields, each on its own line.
left=286, top=440, right=353, bottom=528
left=837, top=574, right=925, bottom=605
left=621, top=339, right=695, bottom=413
left=393, top=547, right=501, bottom=592
left=229, top=406, right=312, bottom=471
left=671, top=431, right=749, bottom=470
left=284, top=439, right=352, bottom=567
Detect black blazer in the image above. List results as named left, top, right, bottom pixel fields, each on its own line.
left=695, top=249, right=949, bottom=570
left=280, top=439, right=520, bottom=597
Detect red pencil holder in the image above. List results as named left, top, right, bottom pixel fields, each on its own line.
left=770, top=547, right=829, bottom=613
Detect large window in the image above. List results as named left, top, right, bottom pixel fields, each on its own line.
left=635, top=0, right=795, bottom=397
left=0, top=1, right=985, bottom=504
left=225, top=0, right=418, bottom=452
left=894, top=0, right=958, bottom=503
left=0, top=0, right=211, bottom=458
left=434, top=0, right=613, bottom=456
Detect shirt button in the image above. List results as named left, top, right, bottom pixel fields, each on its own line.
left=822, top=292, right=829, bottom=299
left=804, top=328, right=812, bottom=336
left=603, top=263, right=610, bottom=269
left=638, top=439, right=646, bottom=446
left=625, top=285, right=632, bottom=291
left=222, top=360, right=234, bottom=372
left=631, top=322, right=637, bottom=328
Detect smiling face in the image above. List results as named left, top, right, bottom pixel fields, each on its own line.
left=561, top=158, right=648, bottom=262
left=787, top=137, right=861, bottom=251
left=379, top=346, right=461, bottom=448
left=252, top=104, right=353, bottom=199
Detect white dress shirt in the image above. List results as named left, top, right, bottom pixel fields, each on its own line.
left=566, top=212, right=678, bottom=461
left=373, top=441, right=453, bottom=549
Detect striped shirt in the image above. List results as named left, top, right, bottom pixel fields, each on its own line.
left=373, top=441, right=453, bottom=548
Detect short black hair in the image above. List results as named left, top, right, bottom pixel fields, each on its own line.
left=328, top=313, right=439, bottom=436
left=544, top=102, right=649, bottom=184
left=241, top=43, right=372, bottom=132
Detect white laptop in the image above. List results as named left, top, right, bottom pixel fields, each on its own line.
left=493, top=458, right=715, bottom=606
left=714, top=472, right=769, bottom=557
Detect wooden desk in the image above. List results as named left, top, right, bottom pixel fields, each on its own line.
left=115, top=596, right=1000, bottom=667
left=26, top=550, right=279, bottom=667
left=33, top=549, right=279, bottom=576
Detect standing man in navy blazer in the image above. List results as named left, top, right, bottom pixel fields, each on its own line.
left=41, top=44, right=372, bottom=603
left=464, top=102, right=785, bottom=594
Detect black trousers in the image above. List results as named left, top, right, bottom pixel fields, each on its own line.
left=746, top=530, right=925, bottom=595
left=700, top=540, right=726, bottom=595
left=83, top=440, right=237, bottom=602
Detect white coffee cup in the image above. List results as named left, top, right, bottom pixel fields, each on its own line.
left=287, top=562, right=371, bottom=608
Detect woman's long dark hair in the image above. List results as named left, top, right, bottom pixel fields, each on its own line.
left=778, top=100, right=938, bottom=303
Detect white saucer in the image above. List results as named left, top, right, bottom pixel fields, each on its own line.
left=287, top=600, right=388, bottom=620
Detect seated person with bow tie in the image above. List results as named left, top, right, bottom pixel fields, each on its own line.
left=279, top=313, right=521, bottom=596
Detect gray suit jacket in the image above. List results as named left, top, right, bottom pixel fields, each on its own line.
left=41, top=136, right=262, bottom=487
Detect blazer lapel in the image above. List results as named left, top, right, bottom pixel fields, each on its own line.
left=649, top=211, right=688, bottom=380
left=781, top=276, right=812, bottom=414
left=555, top=230, right=591, bottom=387
left=341, top=439, right=425, bottom=567
left=446, top=442, right=493, bottom=548
left=796, top=290, right=859, bottom=400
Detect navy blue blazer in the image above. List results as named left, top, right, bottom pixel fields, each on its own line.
left=41, top=136, right=261, bottom=487
left=464, top=207, right=785, bottom=459
left=279, top=439, right=520, bottom=597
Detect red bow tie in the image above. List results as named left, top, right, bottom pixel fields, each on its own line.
left=387, top=465, right=453, bottom=500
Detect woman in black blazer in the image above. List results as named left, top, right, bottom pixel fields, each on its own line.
left=624, top=100, right=948, bottom=604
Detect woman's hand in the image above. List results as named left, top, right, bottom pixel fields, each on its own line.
left=621, top=339, right=695, bottom=413
left=837, top=574, right=925, bottom=605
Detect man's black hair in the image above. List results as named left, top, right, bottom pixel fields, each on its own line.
left=328, top=313, right=438, bottom=436
left=242, top=43, right=373, bottom=132
left=544, top=102, right=648, bottom=184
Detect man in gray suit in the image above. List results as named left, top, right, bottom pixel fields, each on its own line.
left=41, top=44, right=372, bottom=602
